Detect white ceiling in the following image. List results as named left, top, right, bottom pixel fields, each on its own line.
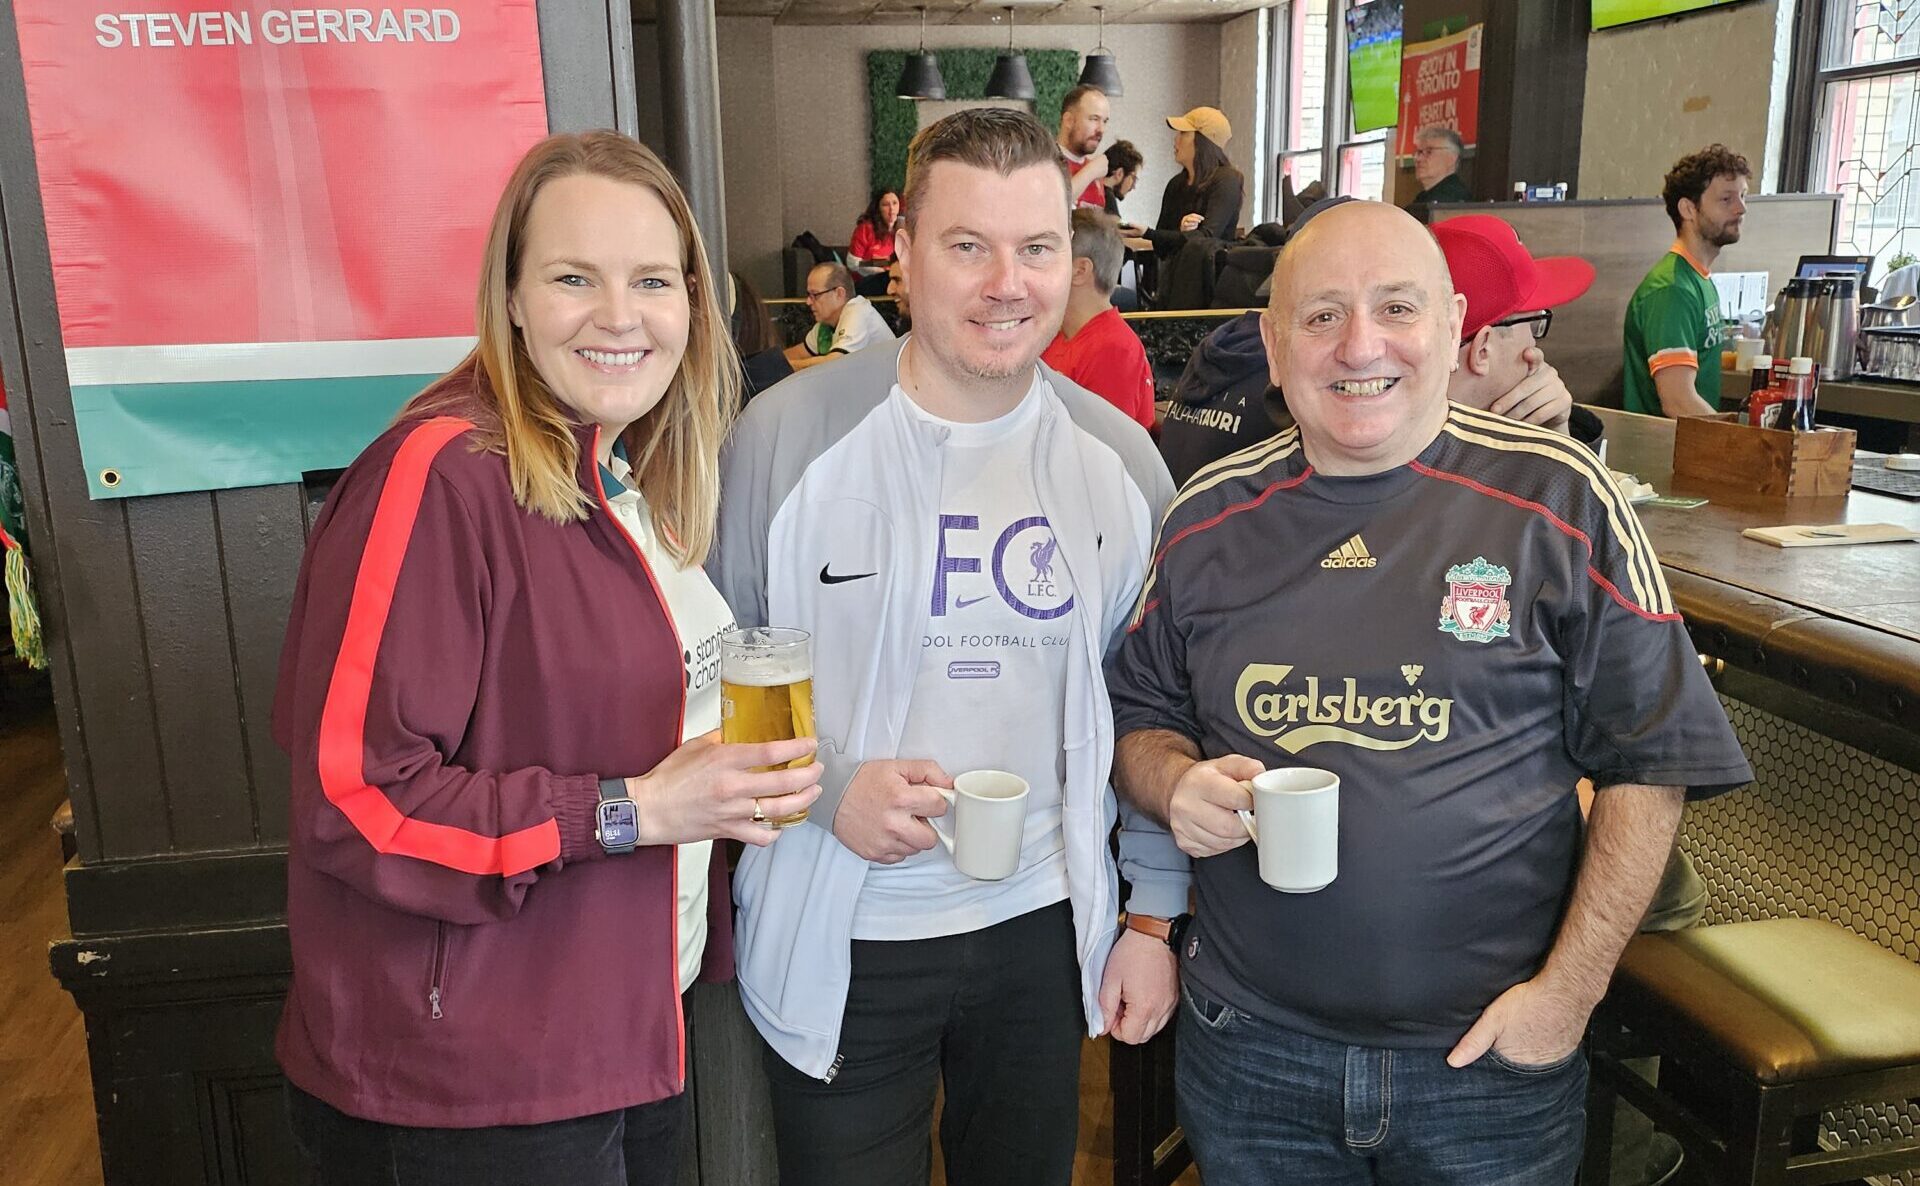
left=632, top=0, right=1271, bottom=26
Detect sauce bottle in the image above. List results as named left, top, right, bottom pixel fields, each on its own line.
left=1745, top=354, right=1786, bottom=428
left=1784, top=355, right=1818, bottom=431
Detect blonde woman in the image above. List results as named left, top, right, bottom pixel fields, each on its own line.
left=272, top=131, right=820, bottom=1185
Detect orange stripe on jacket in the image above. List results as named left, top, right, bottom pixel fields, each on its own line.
left=316, top=416, right=562, bottom=876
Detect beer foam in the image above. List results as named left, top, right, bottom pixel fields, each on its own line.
left=724, top=656, right=811, bottom=686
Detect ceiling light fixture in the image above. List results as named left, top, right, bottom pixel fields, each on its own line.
left=896, top=6, right=946, bottom=100
left=1077, top=6, right=1123, bottom=97
left=984, top=5, right=1036, bottom=101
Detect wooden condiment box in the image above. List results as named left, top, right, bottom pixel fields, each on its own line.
left=1672, top=413, right=1856, bottom=498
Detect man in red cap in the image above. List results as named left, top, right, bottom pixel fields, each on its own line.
left=1435, top=220, right=1701, bottom=1186
left=1432, top=214, right=1596, bottom=438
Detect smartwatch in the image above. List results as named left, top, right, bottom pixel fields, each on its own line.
left=1124, top=911, right=1194, bottom=953
left=595, top=778, right=640, bottom=855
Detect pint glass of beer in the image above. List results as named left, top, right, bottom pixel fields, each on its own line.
left=720, top=627, right=816, bottom=828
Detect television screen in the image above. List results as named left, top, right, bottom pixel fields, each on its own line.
left=1593, top=0, right=1744, bottom=31
left=1345, top=0, right=1403, bottom=135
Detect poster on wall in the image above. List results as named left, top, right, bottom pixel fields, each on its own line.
left=11, top=4, right=550, bottom=499
left=1393, top=24, right=1482, bottom=159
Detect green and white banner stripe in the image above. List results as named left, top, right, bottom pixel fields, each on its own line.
left=66, top=337, right=475, bottom=499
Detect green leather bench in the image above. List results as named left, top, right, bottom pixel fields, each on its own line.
left=1583, top=918, right=1920, bottom=1185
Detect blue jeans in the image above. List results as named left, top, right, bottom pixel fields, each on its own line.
left=1175, top=982, right=1588, bottom=1186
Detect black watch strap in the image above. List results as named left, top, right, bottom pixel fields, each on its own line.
left=597, top=778, right=637, bottom=855
left=1167, top=912, right=1193, bottom=954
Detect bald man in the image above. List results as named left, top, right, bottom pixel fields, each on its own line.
left=1107, top=202, right=1750, bottom=1185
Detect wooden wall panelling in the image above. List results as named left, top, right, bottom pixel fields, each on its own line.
left=126, top=493, right=257, bottom=852
left=679, top=982, right=778, bottom=1186
left=1432, top=195, right=1839, bottom=406
left=0, top=0, right=167, bottom=862
left=210, top=485, right=305, bottom=845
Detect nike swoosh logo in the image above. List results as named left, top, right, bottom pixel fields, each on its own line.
left=819, top=564, right=877, bottom=585
left=955, top=594, right=990, bottom=609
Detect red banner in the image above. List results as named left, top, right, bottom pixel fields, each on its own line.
left=12, top=4, right=549, bottom=498
left=15, top=3, right=548, bottom=348
left=1394, top=25, right=1482, bottom=159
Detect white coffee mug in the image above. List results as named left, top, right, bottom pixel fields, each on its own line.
left=927, top=770, right=1029, bottom=881
left=1236, top=767, right=1340, bottom=893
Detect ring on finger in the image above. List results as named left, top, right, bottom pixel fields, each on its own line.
left=751, top=800, right=772, bottom=827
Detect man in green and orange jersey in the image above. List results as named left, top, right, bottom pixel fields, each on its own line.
left=1622, top=145, right=1751, bottom=417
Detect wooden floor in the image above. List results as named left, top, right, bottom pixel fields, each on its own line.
left=0, top=676, right=103, bottom=1184
left=0, top=669, right=1196, bottom=1186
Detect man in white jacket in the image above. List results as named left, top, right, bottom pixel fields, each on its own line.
left=712, top=108, right=1189, bottom=1186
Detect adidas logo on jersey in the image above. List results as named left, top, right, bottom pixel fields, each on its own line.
left=1320, top=535, right=1377, bottom=569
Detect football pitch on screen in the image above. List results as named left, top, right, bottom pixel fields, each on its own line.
left=1592, top=0, right=1730, bottom=29
left=1349, top=37, right=1401, bottom=134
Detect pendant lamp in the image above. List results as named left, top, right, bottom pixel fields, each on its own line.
left=985, top=7, right=1036, bottom=102
left=1077, top=6, right=1123, bottom=97
left=896, top=7, right=946, bottom=100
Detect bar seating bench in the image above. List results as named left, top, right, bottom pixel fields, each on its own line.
left=1582, top=917, right=1920, bottom=1185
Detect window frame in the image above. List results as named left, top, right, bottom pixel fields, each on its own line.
left=1787, top=0, right=1920, bottom=268
left=1266, top=0, right=1399, bottom=212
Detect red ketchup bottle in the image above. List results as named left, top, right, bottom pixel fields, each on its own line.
left=1744, top=354, right=1787, bottom=428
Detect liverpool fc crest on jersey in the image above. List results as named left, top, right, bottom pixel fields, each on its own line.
left=1439, top=556, right=1512, bottom=644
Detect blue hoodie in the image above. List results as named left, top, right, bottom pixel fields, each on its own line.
left=1158, top=311, right=1289, bottom=488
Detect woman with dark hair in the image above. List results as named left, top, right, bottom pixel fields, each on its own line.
left=847, top=188, right=901, bottom=269
left=1139, top=107, right=1244, bottom=254
left=1116, top=108, right=1245, bottom=308
left=729, top=270, right=792, bottom=400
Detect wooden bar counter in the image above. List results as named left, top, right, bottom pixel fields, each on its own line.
left=1591, top=407, right=1920, bottom=1169
left=1598, top=407, right=1920, bottom=728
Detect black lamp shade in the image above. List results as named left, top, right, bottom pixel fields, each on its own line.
left=896, top=51, right=946, bottom=100
left=985, top=52, right=1036, bottom=101
left=1078, top=52, right=1123, bottom=96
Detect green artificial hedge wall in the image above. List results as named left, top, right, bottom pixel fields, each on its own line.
left=866, top=48, right=1081, bottom=195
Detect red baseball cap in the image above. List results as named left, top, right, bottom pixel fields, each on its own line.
left=1431, top=215, right=1595, bottom=341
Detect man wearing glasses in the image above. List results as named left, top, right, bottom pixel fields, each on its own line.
left=1411, top=126, right=1471, bottom=206
left=1432, top=215, right=1594, bottom=439
left=786, top=261, right=897, bottom=371
left=1158, top=211, right=1597, bottom=486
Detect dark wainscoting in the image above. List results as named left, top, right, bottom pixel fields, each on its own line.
left=0, top=4, right=796, bottom=1184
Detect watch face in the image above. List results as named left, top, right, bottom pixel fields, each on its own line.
left=598, top=800, right=640, bottom=849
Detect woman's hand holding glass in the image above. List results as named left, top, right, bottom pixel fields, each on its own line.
left=624, top=731, right=822, bottom=847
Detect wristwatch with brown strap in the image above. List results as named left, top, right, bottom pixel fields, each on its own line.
left=1122, top=911, right=1193, bottom=952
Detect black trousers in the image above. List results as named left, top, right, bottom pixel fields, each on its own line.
left=761, top=899, right=1085, bottom=1186
left=287, top=1085, right=686, bottom=1186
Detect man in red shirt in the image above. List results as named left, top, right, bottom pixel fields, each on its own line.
left=1043, top=209, right=1156, bottom=430
left=1057, top=85, right=1112, bottom=211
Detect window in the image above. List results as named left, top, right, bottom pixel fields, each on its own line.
left=1265, top=0, right=1395, bottom=219
left=1808, top=2, right=1920, bottom=275
left=1268, top=0, right=1331, bottom=214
